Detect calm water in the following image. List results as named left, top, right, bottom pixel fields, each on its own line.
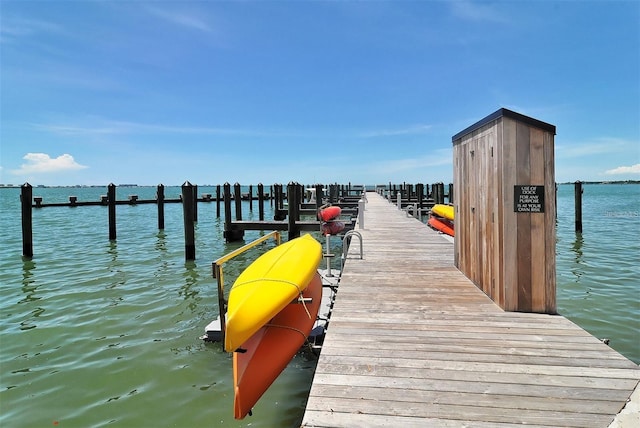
left=1, top=183, right=638, bottom=427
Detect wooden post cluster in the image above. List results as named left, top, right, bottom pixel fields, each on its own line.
left=19, top=182, right=273, bottom=258
left=452, top=108, right=556, bottom=314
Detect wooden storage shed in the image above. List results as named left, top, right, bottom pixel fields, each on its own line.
left=452, top=108, right=556, bottom=313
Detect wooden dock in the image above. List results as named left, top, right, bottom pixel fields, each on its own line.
left=302, top=192, right=639, bottom=428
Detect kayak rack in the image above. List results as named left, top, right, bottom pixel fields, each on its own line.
left=206, top=231, right=282, bottom=344
left=202, top=230, right=363, bottom=349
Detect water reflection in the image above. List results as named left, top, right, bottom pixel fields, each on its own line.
left=20, top=258, right=40, bottom=303
left=180, top=261, right=200, bottom=312
left=155, top=231, right=167, bottom=252
left=570, top=233, right=584, bottom=282
left=154, top=231, right=170, bottom=279
left=19, top=257, right=44, bottom=328
left=19, top=307, right=45, bottom=330
left=106, top=241, right=125, bottom=289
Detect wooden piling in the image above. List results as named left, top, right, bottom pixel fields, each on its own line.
left=274, top=184, right=286, bottom=221
left=108, top=183, right=116, bottom=240
left=287, top=182, right=300, bottom=240
left=21, top=183, right=33, bottom=258
left=223, top=182, right=243, bottom=242
left=433, top=182, right=445, bottom=204
left=258, top=183, right=265, bottom=221
left=181, top=181, right=196, bottom=260
left=315, top=184, right=323, bottom=211
left=157, top=184, right=165, bottom=230
left=575, top=180, right=583, bottom=232
left=248, top=184, right=253, bottom=211
left=233, top=183, right=242, bottom=221
left=216, top=185, right=221, bottom=218
left=193, top=184, right=198, bottom=223
left=416, top=183, right=424, bottom=215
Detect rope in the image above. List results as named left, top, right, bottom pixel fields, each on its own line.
left=299, top=292, right=311, bottom=319
left=264, top=323, right=308, bottom=339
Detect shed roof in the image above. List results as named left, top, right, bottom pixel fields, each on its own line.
left=452, top=108, right=556, bottom=142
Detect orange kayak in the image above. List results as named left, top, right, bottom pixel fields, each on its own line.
left=233, top=272, right=322, bottom=419
left=428, top=215, right=454, bottom=237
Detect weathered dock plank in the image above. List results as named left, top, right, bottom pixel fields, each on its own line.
left=301, top=192, right=639, bottom=428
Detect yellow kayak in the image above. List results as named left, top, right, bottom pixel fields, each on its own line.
left=431, top=204, right=454, bottom=221
left=224, top=234, right=322, bottom=352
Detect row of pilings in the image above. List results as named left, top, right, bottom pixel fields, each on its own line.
left=18, top=181, right=587, bottom=260
left=19, top=181, right=363, bottom=260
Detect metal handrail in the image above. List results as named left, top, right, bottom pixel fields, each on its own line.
left=212, top=230, right=281, bottom=345
left=341, top=230, right=363, bottom=270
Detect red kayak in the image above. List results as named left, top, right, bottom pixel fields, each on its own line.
left=428, top=215, right=454, bottom=237
left=317, top=206, right=341, bottom=222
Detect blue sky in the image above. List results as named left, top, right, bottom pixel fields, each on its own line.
left=1, top=0, right=638, bottom=186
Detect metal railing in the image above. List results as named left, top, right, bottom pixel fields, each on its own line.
left=211, top=230, right=281, bottom=345
left=341, top=230, right=363, bottom=270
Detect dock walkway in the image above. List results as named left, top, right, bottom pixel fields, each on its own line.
left=302, top=192, right=639, bottom=428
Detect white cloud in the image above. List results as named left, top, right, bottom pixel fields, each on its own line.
left=11, top=153, right=88, bottom=175
left=0, top=16, right=65, bottom=44
left=359, top=124, right=432, bottom=138
left=450, top=1, right=508, bottom=24
left=145, top=5, right=212, bottom=33
left=605, top=164, right=640, bottom=175
left=555, top=137, right=636, bottom=158
left=371, top=149, right=452, bottom=174
left=33, top=118, right=296, bottom=138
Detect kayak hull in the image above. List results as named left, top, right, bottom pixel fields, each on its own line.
left=428, top=216, right=455, bottom=237
left=224, top=234, right=322, bottom=352
left=233, top=272, right=322, bottom=419
left=431, top=204, right=454, bottom=221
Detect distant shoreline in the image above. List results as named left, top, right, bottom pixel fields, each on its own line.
left=0, top=180, right=638, bottom=189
